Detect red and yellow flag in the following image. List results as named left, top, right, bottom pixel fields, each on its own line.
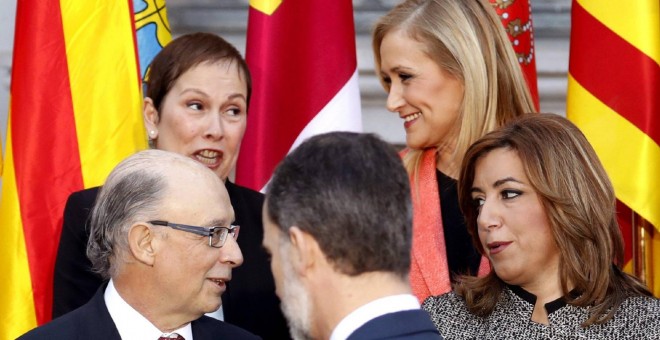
left=567, top=0, right=660, bottom=293
left=236, top=0, right=362, bottom=191
left=0, top=1, right=170, bottom=338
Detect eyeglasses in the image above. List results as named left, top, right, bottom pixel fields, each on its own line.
left=148, top=220, right=240, bottom=248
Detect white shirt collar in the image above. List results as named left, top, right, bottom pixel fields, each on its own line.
left=329, top=294, right=420, bottom=340
left=105, top=279, right=193, bottom=340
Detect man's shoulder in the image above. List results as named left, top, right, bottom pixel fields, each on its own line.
left=17, top=314, right=78, bottom=339
left=349, top=309, right=442, bottom=340
left=192, top=316, right=261, bottom=339
left=18, top=300, right=118, bottom=340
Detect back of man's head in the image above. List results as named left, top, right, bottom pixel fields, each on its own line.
left=266, top=132, right=412, bottom=277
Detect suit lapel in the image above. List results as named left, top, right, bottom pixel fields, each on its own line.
left=78, top=282, right=123, bottom=340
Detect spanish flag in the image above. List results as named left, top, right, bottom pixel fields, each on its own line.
left=0, top=1, right=170, bottom=338
left=567, top=0, right=660, bottom=293
left=235, top=0, right=362, bottom=191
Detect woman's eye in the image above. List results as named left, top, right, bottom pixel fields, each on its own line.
left=225, top=108, right=241, bottom=116
left=472, top=197, right=485, bottom=207
left=399, top=73, right=412, bottom=81
left=187, top=102, right=203, bottom=111
left=381, top=76, right=392, bottom=85
left=502, top=190, right=521, bottom=199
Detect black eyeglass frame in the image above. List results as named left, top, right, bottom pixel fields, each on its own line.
left=148, top=220, right=240, bottom=248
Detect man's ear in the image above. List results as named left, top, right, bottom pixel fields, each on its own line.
left=143, top=97, right=159, bottom=138
left=288, top=226, right=322, bottom=276
left=128, top=223, right=157, bottom=266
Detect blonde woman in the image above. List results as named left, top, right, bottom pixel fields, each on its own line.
left=373, top=0, right=537, bottom=303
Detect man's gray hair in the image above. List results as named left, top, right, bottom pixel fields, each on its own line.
left=86, top=149, right=200, bottom=279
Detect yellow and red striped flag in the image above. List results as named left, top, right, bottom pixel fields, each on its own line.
left=0, top=1, right=170, bottom=338
left=567, top=0, right=660, bottom=293
left=235, top=0, right=362, bottom=191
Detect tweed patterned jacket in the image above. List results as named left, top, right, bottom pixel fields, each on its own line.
left=422, top=286, right=660, bottom=339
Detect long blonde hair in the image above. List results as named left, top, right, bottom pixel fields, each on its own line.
left=373, top=0, right=536, bottom=176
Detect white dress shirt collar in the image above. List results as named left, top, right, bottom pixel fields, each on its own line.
left=329, top=294, right=420, bottom=340
left=105, top=279, right=193, bottom=340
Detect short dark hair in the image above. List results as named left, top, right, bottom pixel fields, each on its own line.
left=146, top=32, right=252, bottom=111
left=266, top=132, right=412, bottom=277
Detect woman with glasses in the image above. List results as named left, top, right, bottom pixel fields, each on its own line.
left=53, top=32, right=291, bottom=340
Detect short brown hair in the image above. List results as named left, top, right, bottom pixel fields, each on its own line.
left=146, top=32, right=251, bottom=111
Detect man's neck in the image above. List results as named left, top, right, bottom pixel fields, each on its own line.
left=114, top=272, right=192, bottom=332
left=106, top=279, right=193, bottom=339
left=311, top=271, right=411, bottom=340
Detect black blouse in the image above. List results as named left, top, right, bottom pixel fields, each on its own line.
left=437, top=170, right=481, bottom=281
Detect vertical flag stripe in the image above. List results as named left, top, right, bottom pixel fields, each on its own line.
left=568, top=0, right=660, bottom=239
left=2, top=0, right=168, bottom=337
left=8, top=0, right=83, bottom=326
left=0, top=120, right=38, bottom=337
left=282, top=71, right=362, bottom=157
left=577, top=0, right=660, bottom=63
left=61, top=0, right=147, bottom=188
left=567, top=75, right=660, bottom=231
left=237, top=0, right=361, bottom=190
left=570, top=1, right=660, bottom=145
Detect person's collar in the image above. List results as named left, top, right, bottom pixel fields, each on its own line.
left=507, top=284, right=578, bottom=314
left=105, top=279, right=193, bottom=340
left=329, top=294, right=419, bottom=340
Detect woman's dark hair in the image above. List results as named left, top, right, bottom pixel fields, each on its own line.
left=145, top=32, right=252, bottom=111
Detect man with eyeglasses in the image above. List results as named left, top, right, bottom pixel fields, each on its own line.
left=262, top=132, right=442, bottom=340
left=19, top=149, right=258, bottom=340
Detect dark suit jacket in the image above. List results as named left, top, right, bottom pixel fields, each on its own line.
left=21, top=283, right=259, bottom=340
left=53, top=181, right=290, bottom=339
left=347, top=309, right=443, bottom=340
